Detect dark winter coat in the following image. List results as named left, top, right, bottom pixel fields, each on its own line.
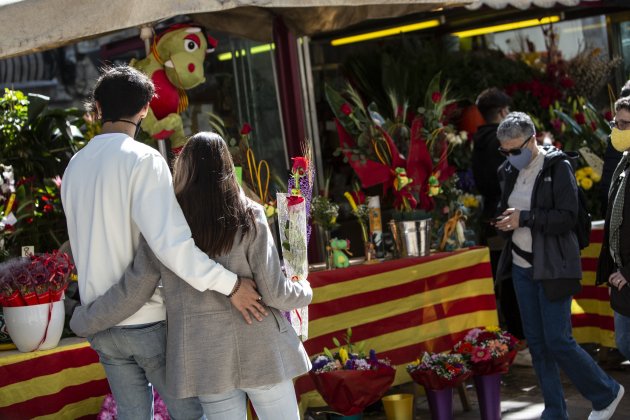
left=596, top=156, right=630, bottom=316
left=472, top=124, right=506, bottom=244
left=495, top=147, right=582, bottom=300
left=599, top=137, right=623, bottom=216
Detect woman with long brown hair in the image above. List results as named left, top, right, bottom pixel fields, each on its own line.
left=71, top=132, right=312, bottom=419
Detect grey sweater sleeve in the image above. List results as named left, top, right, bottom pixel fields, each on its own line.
left=247, top=206, right=313, bottom=311
left=69, top=236, right=161, bottom=337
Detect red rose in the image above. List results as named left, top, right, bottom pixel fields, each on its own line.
left=340, top=103, right=352, bottom=116
left=574, top=112, right=586, bottom=125
left=591, top=121, right=597, bottom=131
left=292, top=157, right=308, bottom=175
left=240, top=123, right=252, bottom=135
left=605, top=111, right=613, bottom=121
left=43, top=204, right=53, bottom=213
left=431, top=92, right=442, bottom=103
left=287, top=195, right=305, bottom=207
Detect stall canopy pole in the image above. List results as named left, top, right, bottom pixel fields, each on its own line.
left=272, top=16, right=306, bottom=161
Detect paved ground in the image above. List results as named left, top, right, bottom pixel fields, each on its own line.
left=305, top=357, right=630, bottom=419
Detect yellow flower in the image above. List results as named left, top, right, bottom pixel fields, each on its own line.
left=344, top=192, right=358, bottom=212
left=583, top=166, right=593, bottom=176
left=575, top=169, right=585, bottom=181
left=339, top=347, right=349, bottom=365
left=581, top=178, right=593, bottom=190
left=590, top=172, right=601, bottom=183
left=264, top=203, right=276, bottom=218
left=462, top=194, right=479, bottom=208
left=486, top=326, right=501, bottom=332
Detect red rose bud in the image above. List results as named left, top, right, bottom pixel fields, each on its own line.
left=287, top=195, right=305, bottom=207
left=240, top=123, right=252, bottom=135
left=43, top=204, right=53, bottom=213
left=292, top=157, right=308, bottom=175
left=431, top=92, right=442, bottom=103
left=574, top=113, right=586, bottom=125
left=340, top=103, right=352, bottom=116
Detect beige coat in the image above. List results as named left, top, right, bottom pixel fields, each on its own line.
left=71, top=202, right=312, bottom=398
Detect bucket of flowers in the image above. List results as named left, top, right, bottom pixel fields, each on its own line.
left=407, top=352, right=471, bottom=420
left=309, top=328, right=396, bottom=418
left=453, top=327, right=518, bottom=420
left=0, top=250, right=73, bottom=351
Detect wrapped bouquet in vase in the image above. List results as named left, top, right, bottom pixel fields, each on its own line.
left=453, top=327, right=518, bottom=420
left=407, top=352, right=471, bottom=420
left=0, top=250, right=74, bottom=351
left=309, top=328, right=396, bottom=417
left=277, top=152, right=313, bottom=340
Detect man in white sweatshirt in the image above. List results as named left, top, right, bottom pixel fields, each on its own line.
left=61, top=66, right=266, bottom=419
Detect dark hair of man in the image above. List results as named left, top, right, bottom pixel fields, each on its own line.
left=615, top=96, right=630, bottom=114
left=86, top=65, right=155, bottom=121
left=620, top=80, right=630, bottom=98
left=172, top=132, right=256, bottom=257
left=476, top=87, right=513, bottom=123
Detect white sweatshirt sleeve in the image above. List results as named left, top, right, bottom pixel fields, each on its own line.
left=130, top=152, right=237, bottom=295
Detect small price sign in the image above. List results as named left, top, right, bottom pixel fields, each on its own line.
left=21, top=246, right=34, bottom=257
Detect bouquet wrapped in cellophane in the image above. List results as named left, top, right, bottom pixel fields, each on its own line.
left=277, top=147, right=314, bottom=340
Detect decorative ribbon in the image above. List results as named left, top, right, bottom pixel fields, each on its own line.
left=35, top=301, right=54, bottom=351
left=246, top=148, right=270, bottom=203
left=439, top=209, right=466, bottom=251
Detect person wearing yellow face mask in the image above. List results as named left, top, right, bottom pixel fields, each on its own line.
left=597, top=96, right=630, bottom=366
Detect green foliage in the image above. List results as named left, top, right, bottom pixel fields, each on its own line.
left=0, top=89, right=86, bottom=180
left=0, top=89, right=87, bottom=259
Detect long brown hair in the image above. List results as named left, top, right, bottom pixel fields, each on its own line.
left=173, top=132, right=256, bottom=257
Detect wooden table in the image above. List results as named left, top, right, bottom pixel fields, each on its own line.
left=295, top=247, right=499, bottom=411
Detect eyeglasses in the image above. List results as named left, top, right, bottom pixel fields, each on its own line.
left=609, top=119, right=630, bottom=130
left=498, top=136, right=532, bottom=157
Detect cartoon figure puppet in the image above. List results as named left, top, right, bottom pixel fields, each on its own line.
left=131, top=24, right=217, bottom=151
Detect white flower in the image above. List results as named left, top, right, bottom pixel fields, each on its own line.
left=459, top=131, right=468, bottom=141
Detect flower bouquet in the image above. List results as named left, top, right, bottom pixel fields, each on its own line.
left=453, top=327, right=518, bottom=420
left=407, top=352, right=471, bottom=420
left=0, top=250, right=73, bottom=351
left=407, top=352, right=471, bottom=390
left=309, top=328, right=396, bottom=416
left=277, top=151, right=314, bottom=340
left=453, top=326, right=518, bottom=376
left=0, top=250, right=73, bottom=307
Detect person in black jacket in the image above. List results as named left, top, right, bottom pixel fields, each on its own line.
left=472, top=88, right=527, bottom=347
left=597, top=96, right=630, bottom=362
left=599, top=80, right=630, bottom=215
left=494, top=112, right=623, bottom=420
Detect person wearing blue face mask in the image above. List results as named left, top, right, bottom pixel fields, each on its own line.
left=597, top=96, right=630, bottom=364
left=493, top=112, right=624, bottom=420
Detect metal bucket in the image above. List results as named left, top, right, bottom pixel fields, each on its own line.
left=390, top=219, right=431, bottom=257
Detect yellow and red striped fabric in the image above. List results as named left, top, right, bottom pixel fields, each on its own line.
left=295, top=247, right=498, bottom=410
left=0, top=338, right=108, bottom=419
left=572, top=227, right=616, bottom=348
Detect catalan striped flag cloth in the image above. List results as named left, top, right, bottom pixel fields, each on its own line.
left=295, top=247, right=498, bottom=411
left=0, top=338, right=109, bottom=419
left=572, top=227, right=616, bottom=348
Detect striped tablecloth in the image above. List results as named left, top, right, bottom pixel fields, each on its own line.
left=295, top=247, right=499, bottom=411
left=572, top=227, right=616, bottom=348
left=0, top=338, right=108, bottom=419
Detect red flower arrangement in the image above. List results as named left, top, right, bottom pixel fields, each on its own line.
left=453, top=327, right=518, bottom=376
left=407, top=352, right=472, bottom=390
left=0, top=250, right=73, bottom=307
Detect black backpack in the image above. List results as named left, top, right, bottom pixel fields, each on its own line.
left=574, top=186, right=592, bottom=250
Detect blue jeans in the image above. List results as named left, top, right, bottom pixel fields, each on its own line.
left=198, top=379, right=299, bottom=420
left=614, top=310, right=630, bottom=360
left=512, top=265, right=620, bottom=420
left=88, top=321, right=204, bottom=420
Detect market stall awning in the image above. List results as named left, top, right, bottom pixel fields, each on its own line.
left=0, top=0, right=467, bottom=59
left=466, top=0, right=597, bottom=9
